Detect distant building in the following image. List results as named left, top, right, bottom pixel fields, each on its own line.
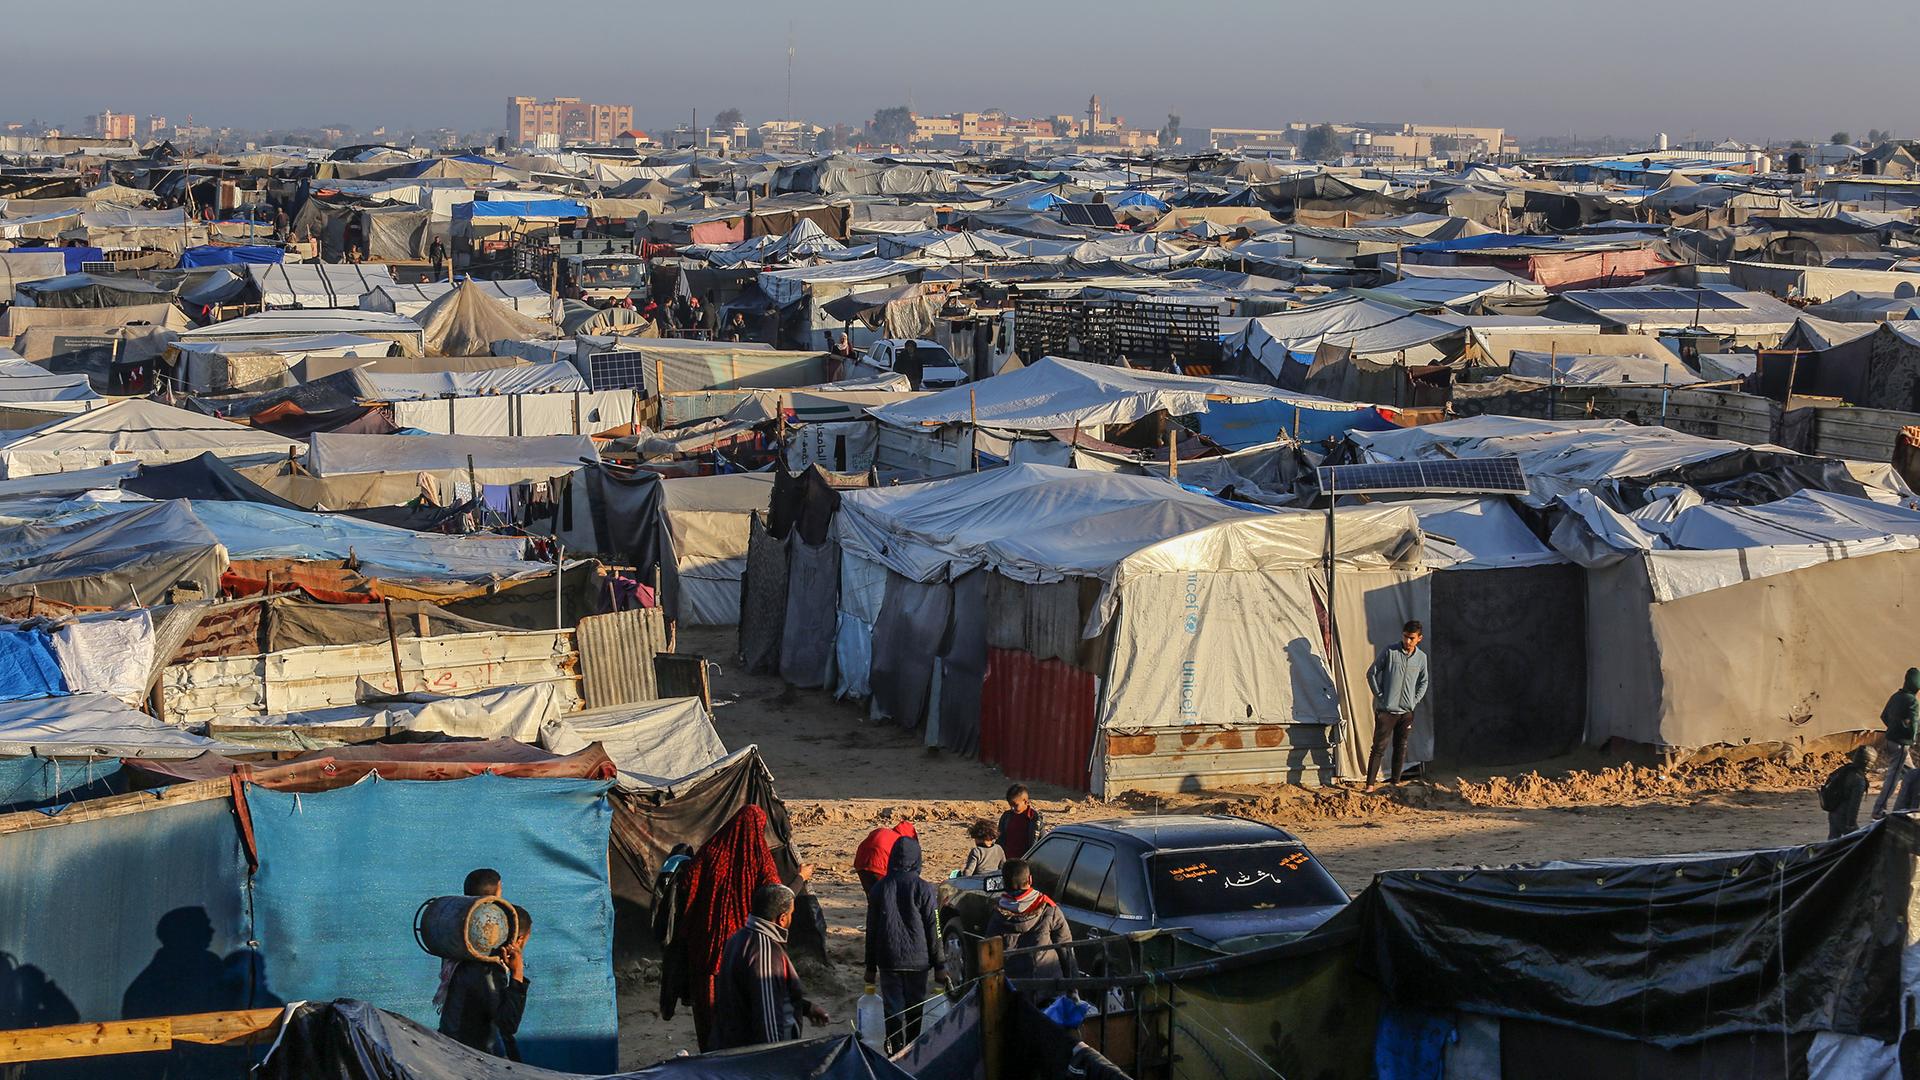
left=90, top=109, right=136, bottom=140
left=146, top=115, right=167, bottom=137
left=506, top=96, right=634, bottom=147
left=614, top=129, right=654, bottom=149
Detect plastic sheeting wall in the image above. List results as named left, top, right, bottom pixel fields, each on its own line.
left=247, top=774, right=618, bottom=1074
left=1430, top=565, right=1585, bottom=765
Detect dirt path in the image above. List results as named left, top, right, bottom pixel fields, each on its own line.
left=616, top=628, right=1842, bottom=1067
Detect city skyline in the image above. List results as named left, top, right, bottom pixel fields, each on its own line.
left=2, top=0, right=1912, bottom=145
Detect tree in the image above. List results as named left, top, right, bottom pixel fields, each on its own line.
left=713, top=108, right=744, bottom=130
left=871, top=105, right=914, bottom=147
left=1831, top=131, right=1852, bottom=146
left=1299, top=123, right=1341, bottom=162
left=1867, top=128, right=1890, bottom=144
left=1159, top=113, right=1182, bottom=148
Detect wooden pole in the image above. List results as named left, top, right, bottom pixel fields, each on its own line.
left=465, top=454, right=479, bottom=505
left=382, top=598, right=407, bottom=696
left=1167, top=426, right=1179, bottom=480
left=0, top=1007, right=284, bottom=1065
left=969, top=387, right=980, bottom=471
left=976, top=935, right=1007, bottom=1080
left=554, top=538, right=565, bottom=629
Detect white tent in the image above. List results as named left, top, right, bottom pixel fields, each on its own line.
left=178, top=309, right=426, bottom=358
left=832, top=464, right=1427, bottom=792
left=306, top=431, right=596, bottom=484
left=868, top=355, right=1361, bottom=433
left=414, top=280, right=561, bottom=357
left=661, top=472, right=775, bottom=627
left=361, top=279, right=552, bottom=320
left=0, top=357, right=103, bottom=411
left=1507, top=350, right=1703, bottom=386
left=0, top=398, right=302, bottom=477
left=1225, top=297, right=1466, bottom=379
left=246, top=262, right=397, bottom=309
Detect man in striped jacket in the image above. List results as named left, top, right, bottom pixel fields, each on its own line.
left=711, top=884, right=831, bottom=1050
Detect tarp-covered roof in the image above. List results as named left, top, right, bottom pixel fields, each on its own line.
left=307, top=432, right=596, bottom=478
left=414, top=280, right=559, bottom=357
left=836, top=462, right=1419, bottom=588
left=869, top=355, right=1361, bottom=431
left=0, top=398, right=301, bottom=477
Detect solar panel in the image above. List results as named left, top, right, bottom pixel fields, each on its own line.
left=588, top=349, right=648, bottom=392
left=1317, top=457, right=1529, bottom=495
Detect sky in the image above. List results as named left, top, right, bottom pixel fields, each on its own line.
left=3, top=0, right=1912, bottom=143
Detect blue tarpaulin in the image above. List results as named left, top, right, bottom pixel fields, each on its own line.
left=180, top=244, right=284, bottom=268
left=457, top=199, right=590, bottom=220
left=6, top=246, right=105, bottom=274
left=0, top=628, right=67, bottom=701
left=1198, top=398, right=1400, bottom=449
left=0, top=755, right=122, bottom=814
left=247, top=774, right=618, bottom=1073
left=0, top=792, right=256, bottom=1079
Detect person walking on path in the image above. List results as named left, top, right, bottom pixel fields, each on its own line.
left=1872, top=668, right=1920, bottom=819
left=711, top=884, right=830, bottom=1050
left=864, top=835, right=943, bottom=1052
left=854, top=820, right=917, bottom=896
left=680, top=805, right=783, bottom=1050
left=1366, top=620, right=1429, bottom=786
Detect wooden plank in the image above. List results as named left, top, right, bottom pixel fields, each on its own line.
left=169, top=1007, right=284, bottom=1046
left=0, top=1020, right=170, bottom=1064
left=0, top=778, right=230, bottom=836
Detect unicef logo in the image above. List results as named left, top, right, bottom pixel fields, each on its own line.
left=1184, top=614, right=1199, bottom=633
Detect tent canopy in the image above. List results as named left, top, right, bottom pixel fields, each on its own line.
left=869, top=355, right=1363, bottom=432
left=0, top=398, right=301, bottom=477
left=415, top=280, right=559, bottom=357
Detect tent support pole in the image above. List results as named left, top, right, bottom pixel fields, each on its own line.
left=382, top=598, right=406, bottom=696
left=554, top=539, right=565, bottom=629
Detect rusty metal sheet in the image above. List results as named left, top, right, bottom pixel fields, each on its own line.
left=980, top=647, right=1095, bottom=792
left=576, top=606, right=670, bottom=708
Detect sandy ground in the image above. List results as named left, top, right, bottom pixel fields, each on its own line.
left=616, top=627, right=1853, bottom=1067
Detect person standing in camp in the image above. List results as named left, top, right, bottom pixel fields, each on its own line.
left=854, top=820, right=918, bottom=896
left=864, top=835, right=943, bottom=1052
left=896, top=339, right=925, bottom=389
left=998, top=785, right=1045, bottom=861
left=679, top=805, right=806, bottom=1050
left=1820, top=747, right=1872, bottom=839
left=985, top=859, right=1078, bottom=999
left=710, top=884, right=830, bottom=1050
left=962, top=820, right=1006, bottom=877
left=429, top=236, right=447, bottom=278
left=724, top=311, right=748, bottom=342
left=1872, top=667, right=1920, bottom=818
left=1366, top=621, right=1429, bottom=786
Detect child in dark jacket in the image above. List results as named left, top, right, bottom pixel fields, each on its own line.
left=864, top=836, right=942, bottom=1052
left=1821, top=746, right=1872, bottom=839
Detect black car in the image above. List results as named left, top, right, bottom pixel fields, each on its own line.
left=938, top=815, right=1349, bottom=968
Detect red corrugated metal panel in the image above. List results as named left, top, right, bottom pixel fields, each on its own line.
left=980, top=647, right=1095, bottom=792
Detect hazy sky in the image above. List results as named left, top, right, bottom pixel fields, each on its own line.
left=4, top=0, right=1911, bottom=141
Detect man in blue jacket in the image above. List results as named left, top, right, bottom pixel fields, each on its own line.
left=1366, top=620, right=1430, bottom=786
left=864, top=835, right=943, bottom=1052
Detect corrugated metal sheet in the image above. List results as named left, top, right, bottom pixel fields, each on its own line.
left=979, top=647, right=1095, bottom=792
left=577, top=607, right=670, bottom=708
left=1099, top=725, right=1336, bottom=796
